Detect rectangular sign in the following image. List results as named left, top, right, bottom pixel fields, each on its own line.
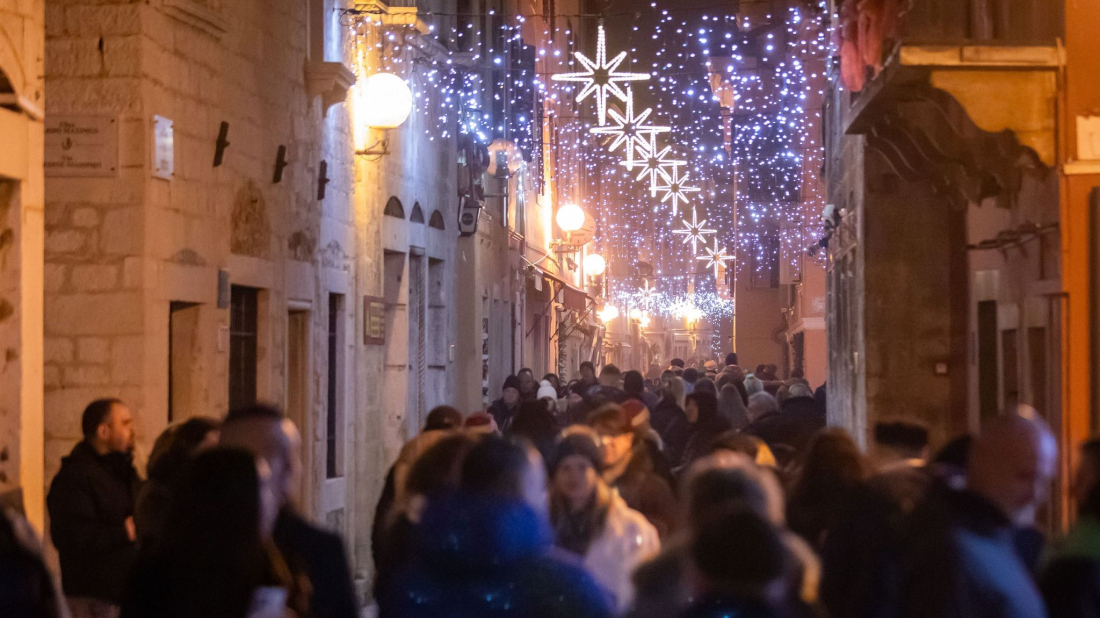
left=363, top=296, right=385, bottom=345
left=44, top=115, right=119, bottom=177
left=152, top=115, right=175, bottom=180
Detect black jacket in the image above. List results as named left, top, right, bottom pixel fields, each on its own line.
left=274, top=511, right=358, bottom=618
left=47, top=441, right=139, bottom=603
left=746, top=397, right=825, bottom=454
left=651, top=399, right=691, bottom=465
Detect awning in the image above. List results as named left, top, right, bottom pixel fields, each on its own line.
left=541, top=270, right=593, bottom=312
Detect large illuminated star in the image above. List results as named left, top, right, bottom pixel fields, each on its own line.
left=653, top=166, right=701, bottom=216
left=640, top=279, right=659, bottom=311
left=672, top=207, right=717, bottom=255
left=620, top=132, right=686, bottom=196
left=697, top=238, right=734, bottom=279
left=551, top=24, right=650, bottom=126
left=590, top=90, right=669, bottom=168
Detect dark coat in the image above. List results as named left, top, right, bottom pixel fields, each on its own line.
left=378, top=492, right=613, bottom=618
left=678, top=594, right=784, bottom=618
left=1040, top=517, right=1100, bottom=618
left=900, top=485, right=1047, bottom=618
left=488, top=398, right=519, bottom=429
left=273, top=511, right=358, bottom=618
left=745, top=397, right=825, bottom=454
left=651, top=399, right=691, bottom=466
left=680, top=415, right=733, bottom=468
left=612, top=446, right=679, bottom=538
left=46, top=441, right=140, bottom=603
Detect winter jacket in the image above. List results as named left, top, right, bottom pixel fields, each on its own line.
left=273, top=511, right=358, bottom=618
left=651, top=399, right=691, bottom=465
left=1040, top=517, right=1100, bottom=618
left=378, top=492, right=613, bottom=618
left=746, top=397, right=825, bottom=454
left=610, top=447, right=679, bottom=538
left=680, top=415, right=733, bottom=468
left=580, top=493, right=660, bottom=612
left=46, top=441, right=140, bottom=603
left=678, top=594, right=784, bottom=618
left=900, top=485, right=1047, bottom=618
left=488, top=398, right=520, bottom=429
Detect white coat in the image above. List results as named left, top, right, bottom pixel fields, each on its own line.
left=582, top=492, right=661, bottom=612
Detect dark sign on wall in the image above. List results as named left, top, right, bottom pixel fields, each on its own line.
left=364, top=296, right=385, bottom=345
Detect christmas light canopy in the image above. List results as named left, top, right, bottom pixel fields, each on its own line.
left=621, top=133, right=686, bottom=195
left=653, top=165, right=701, bottom=217
left=697, top=239, right=734, bottom=279
left=551, top=24, right=650, bottom=126
left=589, top=90, right=670, bottom=168
left=672, top=207, right=717, bottom=255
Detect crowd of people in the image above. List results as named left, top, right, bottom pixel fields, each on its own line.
left=2, top=353, right=1099, bottom=618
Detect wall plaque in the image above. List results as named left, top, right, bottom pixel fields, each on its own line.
left=152, top=115, right=175, bottom=180
left=364, top=296, right=385, bottom=345
left=44, top=116, right=118, bottom=177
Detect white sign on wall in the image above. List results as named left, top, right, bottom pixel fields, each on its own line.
left=153, top=115, right=175, bottom=180
left=44, top=116, right=119, bottom=177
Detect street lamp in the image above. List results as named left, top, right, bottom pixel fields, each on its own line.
left=583, top=253, right=606, bottom=276
left=556, top=203, right=585, bottom=233
left=356, top=72, right=413, bottom=157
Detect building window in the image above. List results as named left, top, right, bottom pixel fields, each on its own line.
left=326, top=294, right=344, bottom=478
left=229, top=286, right=259, bottom=412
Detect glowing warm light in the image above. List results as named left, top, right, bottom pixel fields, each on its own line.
left=583, top=253, right=606, bottom=276
left=359, top=73, right=413, bottom=129
left=598, top=304, right=620, bottom=322
left=487, top=139, right=523, bottom=176
left=556, top=203, right=585, bottom=232
left=629, top=308, right=643, bottom=321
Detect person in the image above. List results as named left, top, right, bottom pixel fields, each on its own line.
left=679, top=510, right=790, bottom=618
left=538, top=379, right=560, bottom=406
left=489, top=375, right=523, bottom=428
left=464, top=411, right=500, bottom=434
left=786, top=429, right=867, bottom=549
left=670, top=358, right=686, bottom=371
left=709, top=432, right=778, bottom=468
left=1, top=489, right=68, bottom=618
left=121, top=448, right=304, bottom=618
left=220, top=404, right=357, bottom=618
left=564, top=381, right=591, bottom=426
left=682, top=368, right=700, bottom=395
left=47, top=399, right=139, bottom=618
left=813, top=383, right=827, bottom=415
left=589, top=405, right=678, bottom=538
left=725, top=352, right=738, bottom=367
left=692, top=377, right=718, bottom=399
left=543, top=373, right=563, bottom=395
left=519, top=368, right=540, bottom=402
left=549, top=429, right=660, bottom=612
left=746, top=384, right=825, bottom=457
left=625, top=370, right=660, bottom=412
left=579, top=361, right=599, bottom=390
left=652, top=377, right=690, bottom=466
left=1041, top=438, right=1100, bottom=616
left=378, top=435, right=614, bottom=618
left=759, top=364, right=779, bottom=382
left=718, top=384, right=750, bottom=431
left=681, top=392, right=733, bottom=467
left=134, top=416, right=221, bottom=548
left=508, top=399, right=561, bottom=461
left=703, top=360, right=718, bottom=381
left=900, top=413, right=1057, bottom=618
left=372, top=405, right=463, bottom=570
left=599, top=364, right=623, bottom=387
left=745, top=374, right=765, bottom=397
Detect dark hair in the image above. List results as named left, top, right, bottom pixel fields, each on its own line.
left=788, top=429, right=867, bottom=546
left=81, top=398, right=123, bottom=439
left=692, top=378, right=717, bottom=398
left=755, top=364, right=766, bottom=374
left=725, top=353, right=738, bottom=367
left=670, top=358, right=686, bottom=368
left=709, top=431, right=763, bottom=460
left=407, top=434, right=476, bottom=498
left=600, top=364, right=622, bottom=379
left=874, top=419, right=930, bottom=452
left=224, top=403, right=285, bottom=425
left=424, top=406, right=463, bottom=431
left=623, top=370, right=645, bottom=396
left=518, top=368, right=534, bottom=377
left=543, top=373, right=561, bottom=387
left=716, top=374, right=732, bottom=390
left=508, top=400, right=560, bottom=460
left=147, top=417, right=221, bottom=483
left=683, top=368, right=700, bottom=383
left=687, top=466, right=769, bottom=528
left=691, top=510, right=786, bottom=587
left=580, top=361, right=595, bottom=372
left=933, top=434, right=973, bottom=468
left=1080, top=439, right=1100, bottom=519
left=686, top=391, right=719, bottom=423
left=460, top=435, right=533, bottom=499
left=548, top=429, right=604, bottom=475
left=587, top=404, right=630, bottom=437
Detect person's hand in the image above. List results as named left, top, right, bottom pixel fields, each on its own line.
left=125, top=516, right=137, bottom=542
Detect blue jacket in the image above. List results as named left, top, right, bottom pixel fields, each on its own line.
left=378, top=492, right=613, bottom=618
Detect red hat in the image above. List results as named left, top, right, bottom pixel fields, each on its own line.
left=620, top=398, right=651, bottom=429
left=464, top=411, right=499, bottom=434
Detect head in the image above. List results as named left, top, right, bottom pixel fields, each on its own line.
left=537, top=380, right=559, bottom=403
left=579, top=361, right=596, bottom=382
left=460, top=434, right=547, bottom=515
left=220, top=404, right=302, bottom=509
left=682, top=453, right=783, bottom=527
left=1075, top=438, right=1100, bottom=520
left=598, top=364, right=623, bottom=388
left=683, top=368, right=700, bottom=385
left=81, top=398, right=135, bottom=455
left=549, top=428, right=605, bottom=509
left=147, top=416, right=222, bottom=483
left=543, top=373, right=561, bottom=391
left=405, top=434, right=476, bottom=521
left=968, top=413, right=1057, bottom=525
left=169, top=447, right=280, bottom=545
left=501, top=375, right=522, bottom=407
left=692, top=378, right=717, bottom=399
left=704, top=360, right=718, bottom=377
left=463, top=411, right=499, bottom=435
left=719, top=385, right=750, bottom=430
left=690, top=510, right=788, bottom=601
left=755, top=364, right=766, bottom=375
left=424, top=406, right=464, bottom=432
left=747, top=392, right=778, bottom=423
left=744, top=374, right=765, bottom=397
left=508, top=400, right=560, bottom=458
left=685, top=391, right=719, bottom=425
left=670, top=358, right=686, bottom=370
left=793, top=429, right=867, bottom=501
left=873, top=419, right=930, bottom=462
left=623, top=370, right=645, bottom=397
left=518, top=368, right=536, bottom=393
left=725, top=352, right=738, bottom=368
left=710, top=432, right=777, bottom=468
left=588, top=404, right=635, bottom=469
left=660, top=369, right=676, bottom=389
left=787, top=383, right=813, bottom=400
left=566, top=381, right=587, bottom=407
left=765, top=364, right=778, bottom=375
left=663, top=376, right=687, bottom=410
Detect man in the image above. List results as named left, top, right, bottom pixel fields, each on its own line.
left=579, top=361, right=599, bottom=390
left=624, top=369, right=660, bottom=412
left=586, top=364, right=627, bottom=407
left=220, top=404, right=357, bottom=618
left=518, top=367, right=539, bottom=402
left=703, top=360, right=719, bottom=380
left=746, top=383, right=825, bottom=454
left=759, top=364, right=779, bottom=382
left=724, top=352, right=738, bottom=368
left=682, top=368, right=700, bottom=395
left=901, top=413, right=1057, bottom=618
left=488, top=375, right=522, bottom=429
left=48, top=399, right=139, bottom=618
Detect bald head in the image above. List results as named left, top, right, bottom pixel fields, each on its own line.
left=968, top=413, right=1057, bottom=525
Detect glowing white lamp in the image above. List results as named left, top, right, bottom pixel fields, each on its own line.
left=599, top=304, right=619, bottom=322
left=583, top=253, right=607, bottom=276
left=556, top=203, right=585, bottom=232
left=360, top=73, right=413, bottom=129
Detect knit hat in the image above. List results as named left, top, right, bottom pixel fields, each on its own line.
left=620, top=398, right=651, bottom=430
left=502, top=375, right=521, bottom=392
left=537, top=380, right=558, bottom=401
left=548, top=428, right=604, bottom=474
left=464, top=411, right=499, bottom=434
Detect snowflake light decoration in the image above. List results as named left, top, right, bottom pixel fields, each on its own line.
left=672, top=208, right=717, bottom=255
left=590, top=90, right=670, bottom=168
left=697, top=238, right=734, bottom=280
left=551, top=24, right=650, bottom=126
left=621, top=132, right=686, bottom=196
left=653, top=166, right=701, bottom=216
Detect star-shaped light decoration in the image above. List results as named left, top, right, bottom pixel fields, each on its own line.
left=697, top=238, right=734, bottom=280
left=640, top=279, right=659, bottom=311
left=551, top=24, right=650, bottom=126
left=653, top=165, right=701, bottom=217
left=590, top=90, right=669, bottom=168
left=621, top=132, right=686, bottom=196
left=672, top=208, right=718, bottom=255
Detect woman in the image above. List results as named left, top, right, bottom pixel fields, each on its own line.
left=786, top=429, right=868, bottom=549
left=651, top=377, right=690, bottom=464
left=718, top=384, right=750, bottom=431
left=549, top=428, right=660, bottom=612
left=680, top=392, right=733, bottom=467
left=122, top=448, right=304, bottom=618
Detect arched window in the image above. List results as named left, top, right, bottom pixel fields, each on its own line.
left=384, top=196, right=405, bottom=219
left=428, top=209, right=446, bottom=230
left=410, top=201, right=425, bottom=223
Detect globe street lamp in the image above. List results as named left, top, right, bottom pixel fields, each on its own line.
left=356, top=72, right=413, bottom=157
left=583, top=252, right=606, bottom=276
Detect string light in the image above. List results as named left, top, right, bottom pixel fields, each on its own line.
left=672, top=207, right=717, bottom=255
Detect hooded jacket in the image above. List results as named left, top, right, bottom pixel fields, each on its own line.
left=579, top=493, right=660, bottom=612
left=47, top=441, right=140, bottom=602
left=378, top=492, right=613, bottom=618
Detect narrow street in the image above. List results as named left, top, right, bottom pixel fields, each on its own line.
left=1, top=0, right=1099, bottom=617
